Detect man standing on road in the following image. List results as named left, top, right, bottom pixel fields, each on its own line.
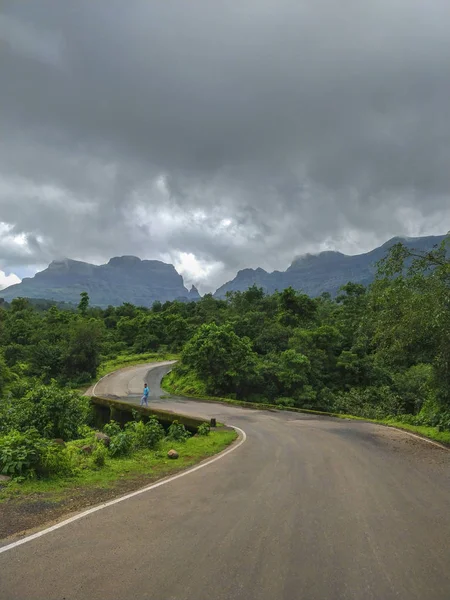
left=140, top=382, right=150, bottom=407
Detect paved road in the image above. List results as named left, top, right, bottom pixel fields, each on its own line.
left=1, top=363, right=450, bottom=600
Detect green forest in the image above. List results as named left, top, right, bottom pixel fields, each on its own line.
left=0, top=237, right=449, bottom=481
left=167, top=237, right=450, bottom=430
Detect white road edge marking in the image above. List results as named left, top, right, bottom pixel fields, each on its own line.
left=0, top=426, right=246, bottom=555
left=93, top=361, right=447, bottom=452
left=316, top=418, right=449, bottom=451
left=382, top=425, right=449, bottom=451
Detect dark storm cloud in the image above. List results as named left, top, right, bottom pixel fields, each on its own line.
left=0, top=0, right=449, bottom=291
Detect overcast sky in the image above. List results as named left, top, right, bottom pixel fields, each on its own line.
left=1, top=1, right=450, bottom=292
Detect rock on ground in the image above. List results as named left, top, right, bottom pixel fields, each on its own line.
left=95, top=432, right=111, bottom=447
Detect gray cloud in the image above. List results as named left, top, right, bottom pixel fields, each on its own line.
left=1, top=0, right=449, bottom=292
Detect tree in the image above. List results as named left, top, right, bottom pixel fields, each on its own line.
left=78, top=292, right=90, bottom=316
left=10, top=297, right=30, bottom=313
left=371, top=235, right=450, bottom=406
left=335, top=283, right=367, bottom=349
left=0, top=353, right=11, bottom=398
left=182, top=323, right=258, bottom=396
left=29, top=341, right=63, bottom=382
left=277, top=287, right=317, bottom=327
left=117, top=315, right=144, bottom=346
left=289, top=325, right=342, bottom=390
left=253, top=322, right=290, bottom=355
left=64, top=319, right=103, bottom=380
left=277, top=349, right=311, bottom=396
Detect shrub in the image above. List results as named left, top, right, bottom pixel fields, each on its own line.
left=7, top=376, right=29, bottom=402
left=197, top=422, right=210, bottom=436
left=0, top=429, right=47, bottom=477
left=274, top=397, right=295, bottom=407
left=109, top=430, right=134, bottom=457
left=36, top=443, right=78, bottom=478
left=92, top=443, right=108, bottom=467
left=334, top=386, right=405, bottom=420
left=392, top=364, right=435, bottom=414
left=103, top=420, right=122, bottom=437
left=10, top=382, right=90, bottom=441
left=127, top=420, right=147, bottom=448
left=125, top=418, right=165, bottom=449
left=145, top=417, right=165, bottom=447
left=167, top=420, right=191, bottom=442
left=77, top=424, right=94, bottom=438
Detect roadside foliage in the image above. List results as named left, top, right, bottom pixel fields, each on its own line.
left=0, top=235, right=449, bottom=479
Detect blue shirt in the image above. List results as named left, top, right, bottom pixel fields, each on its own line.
left=143, top=385, right=149, bottom=398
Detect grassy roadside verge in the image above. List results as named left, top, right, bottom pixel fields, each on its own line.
left=97, top=352, right=179, bottom=379
left=162, top=372, right=450, bottom=447
left=0, top=429, right=237, bottom=540
left=0, top=430, right=236, bottom=502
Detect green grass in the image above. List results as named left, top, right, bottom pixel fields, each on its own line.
left=163, top=369, right=207, bottom=397
left=0, top=430, right=237, bottom=502
left=97, top=352, right=179, bottom=379
left=162, top=371, right=450, bottom=447
left=378, top=419, right=450, bottom=445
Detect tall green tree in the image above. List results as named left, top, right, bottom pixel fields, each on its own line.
left=182, top=323, right=257, bottom=396
left=78, top=292, right=90, bottom=316
left=64, top=319, right=103, bottom=380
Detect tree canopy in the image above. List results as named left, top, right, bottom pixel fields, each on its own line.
left=0, top=235, right=449, bottom=434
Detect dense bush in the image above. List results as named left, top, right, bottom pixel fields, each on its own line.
left=92, top=444, right=108, bottom=467
left=167, top=420, right=191, bottom=442
left=197, top=422, right=210, bottom=436
left=6, top=383, right=90, bottom=440
left=109, top=430, right=135, bottom=457
left=104, top=418, right=166, bottom=457
left=0, top=429, right=81, bottom=478
left=36, top=442, right=78, bottom=478
left=0, top=415, right=185, bottom=479
left=0, top=429, right=46, bottom=477
left=140, top=417, right=165, bottom=448
left=124, top=418, right=165, bottom=450
left=103, top=420, right=122, bottom=438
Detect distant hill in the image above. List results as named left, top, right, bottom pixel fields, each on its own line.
left=0, top=256, right=200, bottom=307
left=214, top=235, right=448, bottom=298
left=1, top=235, right=447, bottom=307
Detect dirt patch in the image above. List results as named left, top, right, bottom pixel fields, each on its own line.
left=0, top=468, right=186, bottom=543
left=367, top=423, right=450, bottom=469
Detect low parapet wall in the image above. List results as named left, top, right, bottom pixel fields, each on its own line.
left=89, top=396, right=207, bottom=433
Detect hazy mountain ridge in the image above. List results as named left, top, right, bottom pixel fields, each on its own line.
left=0, top=235, right=447, bottom=306
left=214, top=235, right=447, bottom=298
left=0, top=256, right=200, bottom=307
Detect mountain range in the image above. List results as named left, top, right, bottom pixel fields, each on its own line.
left=0, top=235, right=447, bottom=307
left=0, top=256, right=200, bottom=307
left=214, top=234, right=447, bottom=298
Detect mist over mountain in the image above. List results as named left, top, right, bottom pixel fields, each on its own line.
left=0, top=235, right=446, bottom=306
left=214, top=235, right=447, bottom=298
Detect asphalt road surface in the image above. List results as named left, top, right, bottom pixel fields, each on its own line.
left=1, top=363, right=450, bottom=600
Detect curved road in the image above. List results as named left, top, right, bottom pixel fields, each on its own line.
left=1, top=363, right=450, bottom=599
